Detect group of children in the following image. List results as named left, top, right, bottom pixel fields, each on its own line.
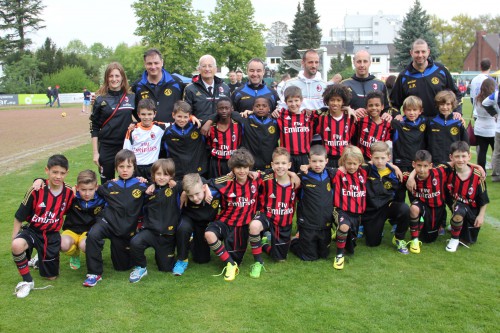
left=11, top=83, right=489, bottom=298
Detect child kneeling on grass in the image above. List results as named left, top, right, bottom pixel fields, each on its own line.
left=128, top=158, right=182, bottom=283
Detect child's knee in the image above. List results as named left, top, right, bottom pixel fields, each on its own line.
left=409, top=205, right=420, bottom=218
left=11, top=238, right=28, bottom=254
left=249, top=220, right=263, bottom=234
left=60, top=236, right=74, bottom=252
left=452, top=214, right=464, bottom=223
left=79, top=239, right=87, bottom=253
left=205, top=231, right=216, bottom=243
left=338, top=224, right=349, bottom=233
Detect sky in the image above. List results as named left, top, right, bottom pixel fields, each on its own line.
left=30, top=0, right=497, bottom=50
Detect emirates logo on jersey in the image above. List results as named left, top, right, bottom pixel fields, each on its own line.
left=316, top=84, right=322, bottom=92
left=372, top=83, right=378, bottom=90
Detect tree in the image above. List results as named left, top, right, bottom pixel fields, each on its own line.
left=35, top=37, right=63, bottom=76
left=132, top=0, right=203, bottom=76
left=0, top=0, right=45, bottom=63
left=0, top=53, right=41, bottom=93
left=42, top=66, right=98, bottom=93
left=282, top=0, right=322, bottom=75
left=112, top=42, right=148, bottom=83
left=64, top=39, right=88, bottom=56
left=327, top=53, right=344, bottom=77
left=392, top=0, right=439, bottom=71
left=266, top=21, right=289, bottom=46
left=203, top=0, right=266, bottom=71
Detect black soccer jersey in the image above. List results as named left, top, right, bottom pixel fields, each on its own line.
left=426, top=113, right=468, bottom=164
left=97, top=177, right=147, bottom=237
left=143, top=182, right=182, bottom=235
left=164, top=123, right=208, bottom=178
left=365, top=164, right=401, bottom=210
left=297, top=169, right=334, bottom=230
left=15, top=180, right=74, bottom=233
left=63, top=191, right=106, bottom=234
left=391, top=116, right=427, bottom=167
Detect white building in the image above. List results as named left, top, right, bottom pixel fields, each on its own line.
left=326, top=11, right=402, bottom=45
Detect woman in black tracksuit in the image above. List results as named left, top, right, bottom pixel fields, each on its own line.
left=90, top=62, right=135, bottom=183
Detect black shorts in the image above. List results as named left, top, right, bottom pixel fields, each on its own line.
left=136, top=164, right=153, bottom=181
left=16, top=228, right=60, bottom=278
left=333, top=208, right=360, bottom=254
left=290, top=153, right=309, bottom=174
left=411, top=201, right=446, bottom=243
left=254, top=214, right=292, bottom=261
left=452, top=202, right=481, bottom=244
left=206, top=221, right=249, bottom=264
left=208, top=157, right=230, bottom=179
left=327, top=155, right=339, bottom=168
left=290, top=227, right=331, bottom=261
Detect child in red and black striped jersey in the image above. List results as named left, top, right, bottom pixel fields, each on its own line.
left=205, top=148, right=262, bottom=282
left=314, top=84, right=357, bottom=168
left=355, top=91, right=391, bottom=161
left=445, top=141, right=488, bottom=252
left=277, top=86, right=315, bottom=172
left=248, top=147, right=299, bottom=278
left=12, top=155, right=74, bottom=298
left=331, top=146, right=367, bottom=270
left=205, top=97, right=242, bottom=178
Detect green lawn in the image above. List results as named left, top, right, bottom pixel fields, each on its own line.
left=1, top=99, right=498, bottom=332
left=0, top=143, right=499, bottom=333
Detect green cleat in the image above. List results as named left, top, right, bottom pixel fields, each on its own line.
left=249, top=262, right=265, bottom=278
left=69, top=255, right=81, bottom=270
left=409, top=238, right=422, bottom=254
left=393, top=236, right=409, bottom=255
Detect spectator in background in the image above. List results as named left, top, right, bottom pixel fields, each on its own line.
left=276, top=73, right=291, bottom=101
left=385, top=75, right=397, bottom=99
left=330, top=73, right=342, bottom=84
left=46, top=86, right=52, bottom=107
left=52, top=85, right=61, bottom=108
left=473, top=78, right=496, bottom=171
left=82, top=87, right=91, bottom=114
left=470, top=58, right=493, bottom=120
left=236, top=70, right=244, bottom=85
left=227, top=71, right=241, bottom=95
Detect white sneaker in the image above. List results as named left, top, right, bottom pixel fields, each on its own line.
left=28, top=254, right=39, bottom=269
left=446, top=238, right=460, bottom=252
left=14, top=281, right=34, bottom=298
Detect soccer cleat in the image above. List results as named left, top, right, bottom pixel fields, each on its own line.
left=333, top=255, right=344, bottom=270
left=172, top=260, right=188, bottom=276
left=223, top=262, right=239, bottom=282
left=446, top=238, right=460, bottom=252
left=83, top=274, right=102, bottom=287
left=409, top=238, right=422, bottom=254
left=393, top=236, right=409, bottom=254
left=28, top=254, right=39, bottom=269
left=357, top=225, right=364, bottom=238
left=262, top=231, right=271, bottom=245
left=129, top=266, right=148, bottom=283
left=249, top=262, right=265, bottom=278
left=14, top=281, right=34, bottom=298
left=69, top=256, right=81, bottom=270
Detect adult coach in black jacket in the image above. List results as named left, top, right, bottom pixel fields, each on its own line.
left=132, top=48, right=184, bottom=123
left=390, top=39, right=462, bottom=117
left=184, top=55, right=230, bottom=122
left=342, top=49, right=390, bottom=114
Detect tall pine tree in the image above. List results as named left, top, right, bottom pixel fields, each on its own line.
left=0, top=0, right=45, bottom=64
left=392, top=0, right=439, bottom=71
left=282, top=0, right=322, bottom=75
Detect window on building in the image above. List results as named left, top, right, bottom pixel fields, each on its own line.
left=372, top=57, right=380, bottom=63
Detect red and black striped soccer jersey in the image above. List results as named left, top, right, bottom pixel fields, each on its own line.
left=207, top=121, right=242, bottom=160
left=277, top=108, right=315, bottom=155
left=209, top=175, right=262, bottom=227
left=331, top=167, right=367, bottom=214
left=315, top=111, right=356, bottom=158
left=259, top=171, right=298, bottom=227
left=447, top=165, right=489, bottom=209
left=405, top=165, right=451, bottom=208
left=355, top=116, right=391, bottom=159
left=15, top=180, right=74, bottom=232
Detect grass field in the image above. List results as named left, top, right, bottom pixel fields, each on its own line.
left=0, top=102, right=499, bottom=333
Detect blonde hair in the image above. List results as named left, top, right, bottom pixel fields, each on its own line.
left=338, top=145, right=364, bottom=166
left=370, top=141, right=390, bottom=156
left=402, top=95, right=423, bottom=111
left=272, top=147, right=291, bottom=162
left=182, top=173, right=203, bottom=192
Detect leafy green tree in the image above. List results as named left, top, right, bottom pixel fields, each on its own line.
left=479, top=14, right=500, bottom=32
left=0, top=0, right=45, bottom=63
left=42, top=66, right=98, bottom=93
left=0, top=53, right=41, bottom=93
left=35, top=37, right=64, bottom=76
left=327, top=53, right=344, bottom=77
left=392, top=0, right=439, bottom=71
left=203, top=0, right=266, bottom=71
left=64, top=39, right=88, bottom=56
left=112, top=42, right=148, bottom=83
left=282, top=0, right=322, bottom=75
left=132, top=0, right=202, bottom=75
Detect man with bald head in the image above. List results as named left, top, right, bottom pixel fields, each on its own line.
left=341, top=49, right=389, bottom=114
left=184, top=54, right=230, bottom=121
left=390, top=39, right=462, bottom=116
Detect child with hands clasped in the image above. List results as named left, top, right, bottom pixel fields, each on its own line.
left=128, top=158, right=182, bottom=283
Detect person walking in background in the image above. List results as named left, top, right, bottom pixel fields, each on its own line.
left=82, top=87, right=91, bottom=114
left=46, top=86, right=52, bottom=107
left=52, top=85, right=61, bottom=108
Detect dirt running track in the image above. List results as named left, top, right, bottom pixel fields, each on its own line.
left=0, top=106, right=91, bottom=175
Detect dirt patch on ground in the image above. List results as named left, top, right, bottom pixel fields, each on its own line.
left=0, top=106, right=91, bottom=175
